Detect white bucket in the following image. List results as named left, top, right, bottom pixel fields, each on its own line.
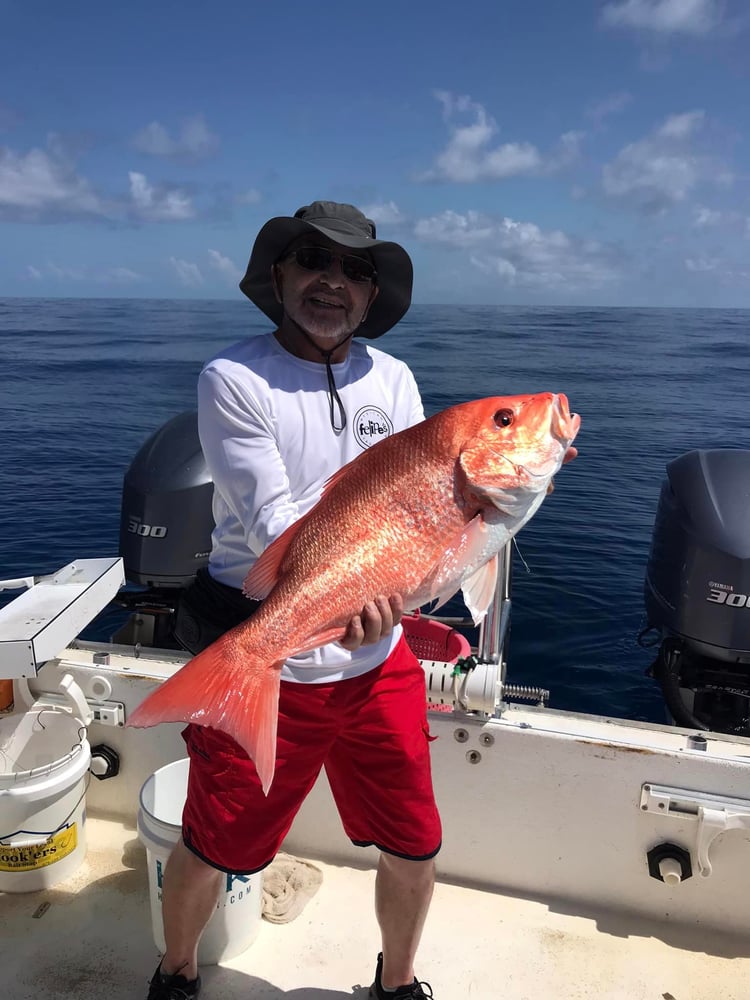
left=137, top=758, right=262, bottom=965
left=0, top=708, right=90, bottom=892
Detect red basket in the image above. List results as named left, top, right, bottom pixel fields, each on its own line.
left=401, top=613, right=471, bottom=664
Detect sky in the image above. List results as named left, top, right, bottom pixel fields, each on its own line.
left=1, top=0, right=748, bottom=307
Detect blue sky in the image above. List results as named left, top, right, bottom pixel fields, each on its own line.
left=1, top=0, right=748, bottom=306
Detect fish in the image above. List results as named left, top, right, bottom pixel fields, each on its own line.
left=127, top=393, right=580, bottom=793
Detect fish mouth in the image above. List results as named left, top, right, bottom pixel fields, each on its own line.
left=551, top=393, right=580, bottom=446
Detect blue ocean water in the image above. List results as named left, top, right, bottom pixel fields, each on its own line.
left=2, top=297, right=748, bottom=724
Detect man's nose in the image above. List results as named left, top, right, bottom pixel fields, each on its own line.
left=318, top=255, right=346, bottom=286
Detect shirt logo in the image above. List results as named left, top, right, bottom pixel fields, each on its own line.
left=354, top=406, right=393, bottom=449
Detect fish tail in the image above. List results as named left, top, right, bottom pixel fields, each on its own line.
left=126, top=633, right=284, bottom=795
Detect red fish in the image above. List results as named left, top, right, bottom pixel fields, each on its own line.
left=128, top=394, right=580, bottom=792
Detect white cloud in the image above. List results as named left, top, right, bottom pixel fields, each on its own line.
left=170, top=257, right=204, bottom=287
left=47, top=261, right=87, bottom=281
left=129, top=171, right=194, bottom=221
left=657, top=110, right=705, bottom=138
left=693, top=206, right=723, bottom=227
left=25, top=261, right=144, bottom=284
left=237, top=188, right=261, bottom=205
left=553, top=131, right=586, bottom=168
left=361, top=200, right=402, bottom=225
left=0, top=141, right=200, bottom=225
left=689, top=206, right=750, bottom=237
left=414, top=209, right=621, bottom=290
left=682, top=256, right=750, bottom=287
left=601, top=109, right=716, bottom=211
left=208, top=249, right=241, bottom=284
left=685, top=256, right=720, bottom=271
left=415, top=210, right=497, bottom=247
left=601, top=0, right=723, bottom=35
left=421, top=92, right=542, bottom=182
left=421, top=92, right=584, bottom=183
left=0, top=144, right=108, bottom=219
left=106, top=267, right=142, bottom=283
left=133, top=115, right=219, bottom=160
left=586, top=92, right=633, bottom=125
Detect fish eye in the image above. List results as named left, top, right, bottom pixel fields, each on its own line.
left=493, top=408, right=514, bottom=428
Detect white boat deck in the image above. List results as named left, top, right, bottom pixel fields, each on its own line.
left=3, top=813, right=749, bottom=1000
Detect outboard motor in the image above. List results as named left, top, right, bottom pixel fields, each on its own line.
left=120, top=411, right=214, bottom=587
left=643, top=449, right=750, bottom=735
left=114, top=412, right=215, bottom=648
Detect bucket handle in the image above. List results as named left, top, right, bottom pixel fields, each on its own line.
left=0, top=772, right=90, bottom=847
left=2, top=831, right=57, bottom=848
left=12, top=673, right=93, bottom=725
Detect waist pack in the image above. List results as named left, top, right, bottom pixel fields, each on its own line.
left=174, top=567, right=261, bottom=655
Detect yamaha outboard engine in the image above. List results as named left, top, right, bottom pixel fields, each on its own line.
left=114, top=412, right=215, bottom=647
left=643, top=449, right=750, bottom=735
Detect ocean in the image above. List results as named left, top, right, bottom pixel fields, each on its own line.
left=2, top=297, right=749, bottom=725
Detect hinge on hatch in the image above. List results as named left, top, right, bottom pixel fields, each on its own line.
left=640, top=783, right=750, bottom=878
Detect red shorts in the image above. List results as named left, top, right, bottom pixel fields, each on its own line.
left=181, top=635, right=442, bottom=874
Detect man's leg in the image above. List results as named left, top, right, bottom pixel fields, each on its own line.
left=324, top=637, right=441, bottom=990
left=160, top=838, right=223, bottom=981
left=164, top=703, right=337, bottom=986
left=375, top=854, right=435, bottom=989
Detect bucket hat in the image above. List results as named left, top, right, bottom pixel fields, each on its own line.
left=239, top=201, right=413, bottom=339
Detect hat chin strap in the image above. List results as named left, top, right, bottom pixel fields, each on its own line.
left=285, top=314, right=353, bottom=433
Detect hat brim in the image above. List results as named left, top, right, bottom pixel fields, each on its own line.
left=239, top=216, right=413, bottom=339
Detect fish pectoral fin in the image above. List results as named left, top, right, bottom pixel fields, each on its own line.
left=461, top=556, right=499, bottom=626
left=243, top=519, right=304, bottom=599
left=127, top=630, right=284, bottom=796
left=427, top=515, right=491, bottom=606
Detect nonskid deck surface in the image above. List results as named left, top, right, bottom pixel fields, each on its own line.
left=2, top=816, right=748, bottom=1000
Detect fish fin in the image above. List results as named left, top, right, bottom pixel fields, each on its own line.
left=319, top=463, right=351, bottom=497
left=245, top=454, right=369, bottom=599
left=126, top=632, right=283, bottom=795
left=461, top=556, right=499, bottom=625
left=243, top=519, right=304, bottom=599
left=427, top=515, right=490, bottom=608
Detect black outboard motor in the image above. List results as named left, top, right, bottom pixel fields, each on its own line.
left=114, top=412, right=215, bottom=647
left=120, top=411, right=214, bottom=587
left=644, top=449, right=750, bottom=735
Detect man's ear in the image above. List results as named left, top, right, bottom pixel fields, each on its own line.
left=271, top=264, right=283, bottom=304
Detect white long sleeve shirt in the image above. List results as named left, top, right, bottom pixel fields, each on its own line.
left=197, top=331, right=424, bottom=683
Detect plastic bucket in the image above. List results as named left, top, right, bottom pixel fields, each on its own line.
left=0, top=709, right=90, bottom=892
left=137, top=758, right=262, bottom=965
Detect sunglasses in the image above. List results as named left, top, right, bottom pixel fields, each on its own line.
left=285, top=246, right=377, bottom=284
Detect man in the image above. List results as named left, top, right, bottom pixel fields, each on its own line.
left=148, top=202, right=439, bottom=1000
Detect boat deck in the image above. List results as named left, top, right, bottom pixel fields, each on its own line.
left=3, top=814, right=748, bottom=1000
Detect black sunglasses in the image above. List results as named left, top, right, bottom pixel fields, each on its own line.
left=286, top=246, right=377, bottom=284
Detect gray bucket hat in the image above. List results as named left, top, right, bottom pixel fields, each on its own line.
left=239, top=201, right=413, bottom=339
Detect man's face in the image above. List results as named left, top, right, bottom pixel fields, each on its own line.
left=274, top=236, right=379, bottom=344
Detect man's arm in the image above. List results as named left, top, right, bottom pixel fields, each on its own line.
left=198, top=365, right=300, bottom=556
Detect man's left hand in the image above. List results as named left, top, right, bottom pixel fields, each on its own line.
left=340, top=594, right=404, bottom=651
left=547, top=447, right=578, bottom=495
